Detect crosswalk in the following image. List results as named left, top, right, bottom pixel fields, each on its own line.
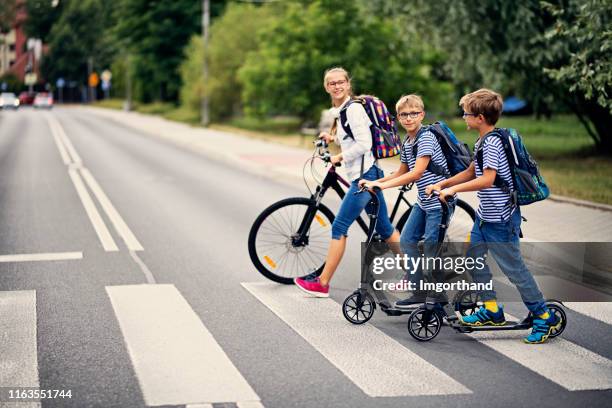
left=1, top=283, right=611, bottom=407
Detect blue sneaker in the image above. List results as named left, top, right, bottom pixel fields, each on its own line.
left=524, top=313, right=561, bottom=344
left=461, top=306, right=506, bottom=326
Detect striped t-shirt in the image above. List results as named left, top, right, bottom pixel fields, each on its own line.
left=400, top=130, right=450, bottom=211
left=474, top=134, right=516, bottom=222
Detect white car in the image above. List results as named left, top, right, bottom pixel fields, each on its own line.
left=33, top=92, right=54, bottom=109
left=0, top=92, right=19, bottom=109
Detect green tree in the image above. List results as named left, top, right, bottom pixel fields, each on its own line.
left=178, top=3, right=277, bottom=121
left=24, top=0, right=64, bottom=42
left=0, top=0, right=16, bottom=33
left=238, top=0, right=453, bottom=122
left=113, top=0, right=201, bottom=103
left=41, top=0, right=116, bottom=86
left=389, top=0, right=612, bottom=153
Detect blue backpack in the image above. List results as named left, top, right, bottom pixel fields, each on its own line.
left=412, top=121, right=472, bottom=177
left=476, top=128, right=549, bottom=206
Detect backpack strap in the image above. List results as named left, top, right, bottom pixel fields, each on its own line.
left=338, top=98, right=366, bottom=178
left=475, top=130, right=517, bottom=206
left=411, top=126, right=451, bottom=178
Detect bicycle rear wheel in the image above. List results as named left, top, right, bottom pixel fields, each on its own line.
left=248, top=197, right=334, bottom=284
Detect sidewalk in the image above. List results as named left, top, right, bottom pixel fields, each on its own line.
left=77, top=106, right=612, bottom=242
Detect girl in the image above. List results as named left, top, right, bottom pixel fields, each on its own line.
left=294, top=67, right=400, bottom=297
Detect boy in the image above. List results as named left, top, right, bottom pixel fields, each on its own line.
left=361, top=94, right=454, bottom=308
left=427, top=88, right=560, bottom=344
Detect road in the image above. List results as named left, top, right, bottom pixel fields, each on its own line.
left=0, top=107, right=610, bottom=408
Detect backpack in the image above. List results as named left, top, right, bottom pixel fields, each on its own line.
left=412, top=121, right=472, bottom=177
left=476, top=128, right=549, bottom=206
left=338, top=95, right=402, bottom=160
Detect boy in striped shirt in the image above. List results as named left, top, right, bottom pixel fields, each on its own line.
left=428, top=89, right=560, bottom=344
left=360, top=94, right=454, bottom=308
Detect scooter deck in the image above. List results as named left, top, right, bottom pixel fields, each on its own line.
left=449, top=320, right=531, bottom=332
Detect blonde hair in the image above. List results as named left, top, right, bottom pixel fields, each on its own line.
left=396, top=94, right=424, bottom=113
left=459, top=88, right=503, bottom=125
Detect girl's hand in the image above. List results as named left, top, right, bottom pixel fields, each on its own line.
left=330, top=154, right=342, bottom=165
left=425, top=183, right=442, bottom=197
left=319, top=131, right=334, bottom=144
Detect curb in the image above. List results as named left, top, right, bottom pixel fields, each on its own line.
left=548, top=194, right=612, bottom=213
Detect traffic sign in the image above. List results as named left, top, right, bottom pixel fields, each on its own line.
left=56, top=78, right=65, bottom=88
left=88, top=72, right=99, bottom=87
left=24, top=73, right=37, bottom=86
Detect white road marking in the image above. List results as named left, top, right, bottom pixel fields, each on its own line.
left=129, top=250, right=156, bottom=284
left=47, top=118, right=70, bottom=165
left=106, top=285, right=260, bottom=406
left=80, top=168, right=143, bottom=251
left=241, top=282, right=471, bottom=397
left=0, top=291, right=41, bottom=408
left=0, top=252, right=82, bottom=263
left=185, top=404, right=213, bottom=408
left=564, top=302, right=612, bottom=326
left=467, top=312, right=612, bottom=391
left=68, top=168, right=118, bottom=251
left=48, top=115, right=82, bottom=165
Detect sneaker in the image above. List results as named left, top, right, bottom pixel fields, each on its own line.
left=294, top=276, right=329, bottom=298
left=395, top=292, right=427, bottom=309
left=299, top=270, right=320, bottom=282
left=461, top=306, right=506, bottom=326
left=524, top=313, right=561, bottom=344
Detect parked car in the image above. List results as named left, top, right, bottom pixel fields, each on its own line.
left=0, top=92, right=19, bottom=109
left=33, top=92, right=53, bottom=109
left=18, top=91, right=36, bottom=105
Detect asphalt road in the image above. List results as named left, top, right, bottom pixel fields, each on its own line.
left=0, top=107, right=610, bottom=408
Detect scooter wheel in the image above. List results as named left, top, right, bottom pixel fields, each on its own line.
left=453, top=290, right=481, bottom=316
left=407, top=306, right=442, bottom=341
left=545, top=302, right=567, bottom=338
left=343, top=292, right=375, bottom=325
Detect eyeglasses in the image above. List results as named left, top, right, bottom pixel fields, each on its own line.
left=397, top=111, right=422, bottom=120
left=462, top=112, right=479, bottom=118
left=327, top=80, right=347, bottom=88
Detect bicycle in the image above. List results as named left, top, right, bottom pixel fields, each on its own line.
left=248, top=140, right=476, bottom=284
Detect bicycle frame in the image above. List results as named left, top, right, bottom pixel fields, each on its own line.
left=293, top=164, right=413, bottom=247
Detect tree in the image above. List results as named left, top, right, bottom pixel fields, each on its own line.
left=41, top=0, right=116, bottom=86
left=113, top=0, right=201, bottom=102
left=388, top=0, right=612, bottom=153
left=178, top=3, right=277, bottom=121
left=24, top=0, right=64, bottom=42
left=0, top=0, right=16, bottom=33
left=238, top=0, right=453, bottom=122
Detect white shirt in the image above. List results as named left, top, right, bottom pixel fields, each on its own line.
left=333, top=97, right=374, bottom=181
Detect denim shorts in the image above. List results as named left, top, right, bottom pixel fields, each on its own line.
left=331, top=165, right=396, bottom=240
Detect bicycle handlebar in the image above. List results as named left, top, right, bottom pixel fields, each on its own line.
left=314, top=139, right=341, bottom=167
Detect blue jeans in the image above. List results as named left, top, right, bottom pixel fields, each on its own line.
left=400, top=203, right=454, bottom=285
left=467, top=209, right=546, bottom=315
left=331, top=166, right=395, bottom=240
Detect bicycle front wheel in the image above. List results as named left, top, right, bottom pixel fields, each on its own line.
left=248, top=197, right=335, bottom=284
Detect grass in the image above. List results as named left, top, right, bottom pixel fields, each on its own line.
left=91, top=100, right=612, bottom=205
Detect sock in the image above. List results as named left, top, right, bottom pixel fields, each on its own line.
left=484, top=300, right=499, bottom=313
left=539, top=311, right=550, bottom=320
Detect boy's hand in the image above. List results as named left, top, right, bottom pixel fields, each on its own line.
left=365, top=181, right=383, bottom=192
left=358, top=179, right=368, bottom=188
left=319, top=131, right=334, bottom=144
left=439, top=188, right=455, bottom=203
left=425, top=184, right=442, bottom=197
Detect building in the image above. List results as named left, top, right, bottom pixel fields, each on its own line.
left=0, top=0, right=42, bottom=83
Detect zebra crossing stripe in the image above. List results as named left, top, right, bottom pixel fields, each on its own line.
left=0, top=291, right=41, bottom=407
left=106, top=284, right=260, bottom=406
left=241, top=282, right=471, bottom=397
left=467, top=312, right=612, bottom=391
left=564, top=302, right=612, bottom=325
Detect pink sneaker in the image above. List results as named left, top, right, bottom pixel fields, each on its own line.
left=294, top=276, right=329, bottom=298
